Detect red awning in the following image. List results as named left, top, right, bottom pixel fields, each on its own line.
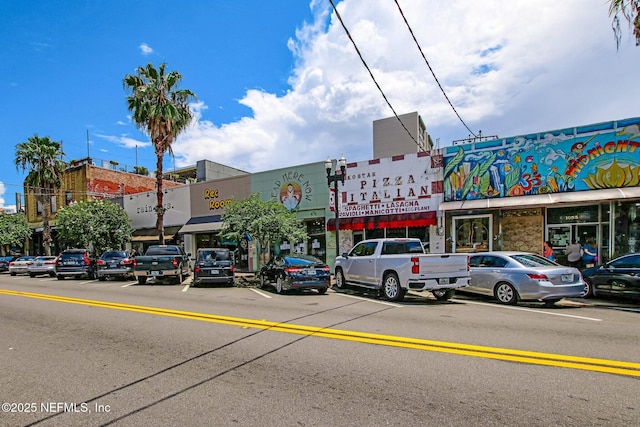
left=326, top=211, right=436, bottom=231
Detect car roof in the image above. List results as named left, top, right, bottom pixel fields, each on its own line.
left=470, top=251, right=538, bottom=256
left=61, top=248, right=90, bottom=253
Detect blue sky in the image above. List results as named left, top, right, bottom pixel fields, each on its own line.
left=2, top=0, right=639, bottom=212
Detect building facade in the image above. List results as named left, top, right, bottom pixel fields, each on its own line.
left=439, top=117, right=640, bottom=263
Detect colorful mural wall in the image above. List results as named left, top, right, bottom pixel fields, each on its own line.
left=443, top=117, right=640, bottom=201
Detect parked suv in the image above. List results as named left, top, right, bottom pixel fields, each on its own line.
left=96, top=250, right=135, bottom=281
left=55, top=249, right=96, bottom=280
left=191, top=248, right=235, bottom=287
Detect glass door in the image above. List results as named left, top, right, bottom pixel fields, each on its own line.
left=452, top=215, right=492, bottom=253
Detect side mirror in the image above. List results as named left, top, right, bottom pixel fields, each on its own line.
left=341, top=253, right=349, bottom=258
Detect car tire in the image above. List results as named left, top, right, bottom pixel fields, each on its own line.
left=29, top=273, right=35, bottom=278
left=98, top=276, right=106, bottom=281
left=494, top=282, right=518, bottom=305
left=382, top=273, right=405, bottom=302
left=580, top=280, right=593, bottom=298
left=317, top=287, right=327, bottom=295
left=57, top=275, right=64, bottom=280
left=49, top=272, right=56, bottom=277
left=137, top=276, right=147, bottom=285
left=276, top=276, right=283, bottom=294
left=334, top=268, right=346, bottom=289
left=433, top=289, right=455, bottom=301
left=258, top=273, right=265, bottom=289
left=10, top=272, right=16, bottom=276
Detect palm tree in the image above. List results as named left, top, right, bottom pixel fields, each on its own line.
left=609, top=0, right=640, bottom=48
left=15, top=135, right=66, bottom=256
left=123, top=62, right=196, bottom=244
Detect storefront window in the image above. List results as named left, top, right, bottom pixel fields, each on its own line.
left=453, top=215, right=491, bottom=253
left=306, top=219, right=326, bottom=261
left=614, top=202, right=640, bottom=256
left=386, top=228, right=405, bottom=238
left=367, top=228, right=384, bottom=239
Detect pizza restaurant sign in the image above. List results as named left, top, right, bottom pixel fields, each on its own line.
left=338, top=155, right=441, bottom=218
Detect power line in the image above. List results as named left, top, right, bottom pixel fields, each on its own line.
left=327, top=0, right=424, bottom=152
left=393, top=0, right=477, bottom=138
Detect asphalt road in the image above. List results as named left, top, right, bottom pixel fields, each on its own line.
left=1, top=273, right=639, bottom=426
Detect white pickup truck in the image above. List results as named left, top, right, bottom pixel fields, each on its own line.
left=334, top=238, right=470, bottom=301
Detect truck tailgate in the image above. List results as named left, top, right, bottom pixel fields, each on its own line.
left=418, top=254, right=468, bottom=275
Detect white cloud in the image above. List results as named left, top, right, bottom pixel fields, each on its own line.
left=139, top=43, right=153, bottom=55
left=162, top=1, right=640, bottom=172
left=95, top=133, right=151, bottom=149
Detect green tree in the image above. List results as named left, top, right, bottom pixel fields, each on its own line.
left=133, top=165, right=149, bottom=176
left=123, top=62, right=196, bottom=244
left=0, top=212, right=32, bottom=255
left=55, top=200, right=132, bottom=256
left=221, top=194, right=308, bottom=265
left=609, top=0, right=640, bottom=48
left=15, top=135, right=66, bottom=256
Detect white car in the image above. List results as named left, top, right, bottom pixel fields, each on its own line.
left=9, top=256, right=36, bottom=276
left=27, top=256, right=58, bottom=277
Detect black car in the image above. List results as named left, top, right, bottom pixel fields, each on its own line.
left=191, top=248, right=234, bottom=287
left=96, top=250, right=135, bottom=281
left=0, top=255, right=19, bottom=272
left=258, top=254, right=330, bottom=294
left=55, top=249, right=96, bottom=280
left=581, top=253, right=640, bottom=300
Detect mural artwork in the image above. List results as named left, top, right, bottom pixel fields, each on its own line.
left=443, top=120, right=640, bottom=201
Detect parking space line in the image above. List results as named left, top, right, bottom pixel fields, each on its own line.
left=249, top=288, right=272, bottom=299
left=333, top=292, right=403, bottom=307
left=182, top=284, right=190, bottom=293
left=456, top=299, right=602, bottom=321
left=121, top=282, right=136, bottom=288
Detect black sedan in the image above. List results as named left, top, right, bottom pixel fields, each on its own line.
left=258, top=254, right=330, bottom=294
left=581, top=253, right=640, bottom=300
left=0, top=255, right=19, bottom=272
left=96, top=250, right=135, bottom=281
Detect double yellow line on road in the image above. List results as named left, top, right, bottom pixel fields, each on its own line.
left=3, top=289, right=640, bottom=377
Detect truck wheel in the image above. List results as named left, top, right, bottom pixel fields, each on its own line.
left=433, top=289, right=455, bottom=301
left=334, top=269, right=346, bottom=289
left=137, top=276, right=147, bottom=285
left=382, top=273, right=405, bottom=302
left=494, top=282, right=518, bottom=305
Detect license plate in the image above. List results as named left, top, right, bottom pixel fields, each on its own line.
left=211, top=269, right=219, bottom=275
left=439, top=278, right=450, bottom=285
left=561, top=274, right=572, bottom=282
left=306, top=270, right=316, bottom=276
left=150, top=271, right=161, bottom=276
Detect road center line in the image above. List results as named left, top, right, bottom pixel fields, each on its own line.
left=1, top=289, right=635, bottom=377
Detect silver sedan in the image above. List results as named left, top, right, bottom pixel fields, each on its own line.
left=465, top=252, right=585, bottom=306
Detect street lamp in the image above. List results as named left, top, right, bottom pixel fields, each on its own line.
left=325, top=155, right=347, bottom=257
